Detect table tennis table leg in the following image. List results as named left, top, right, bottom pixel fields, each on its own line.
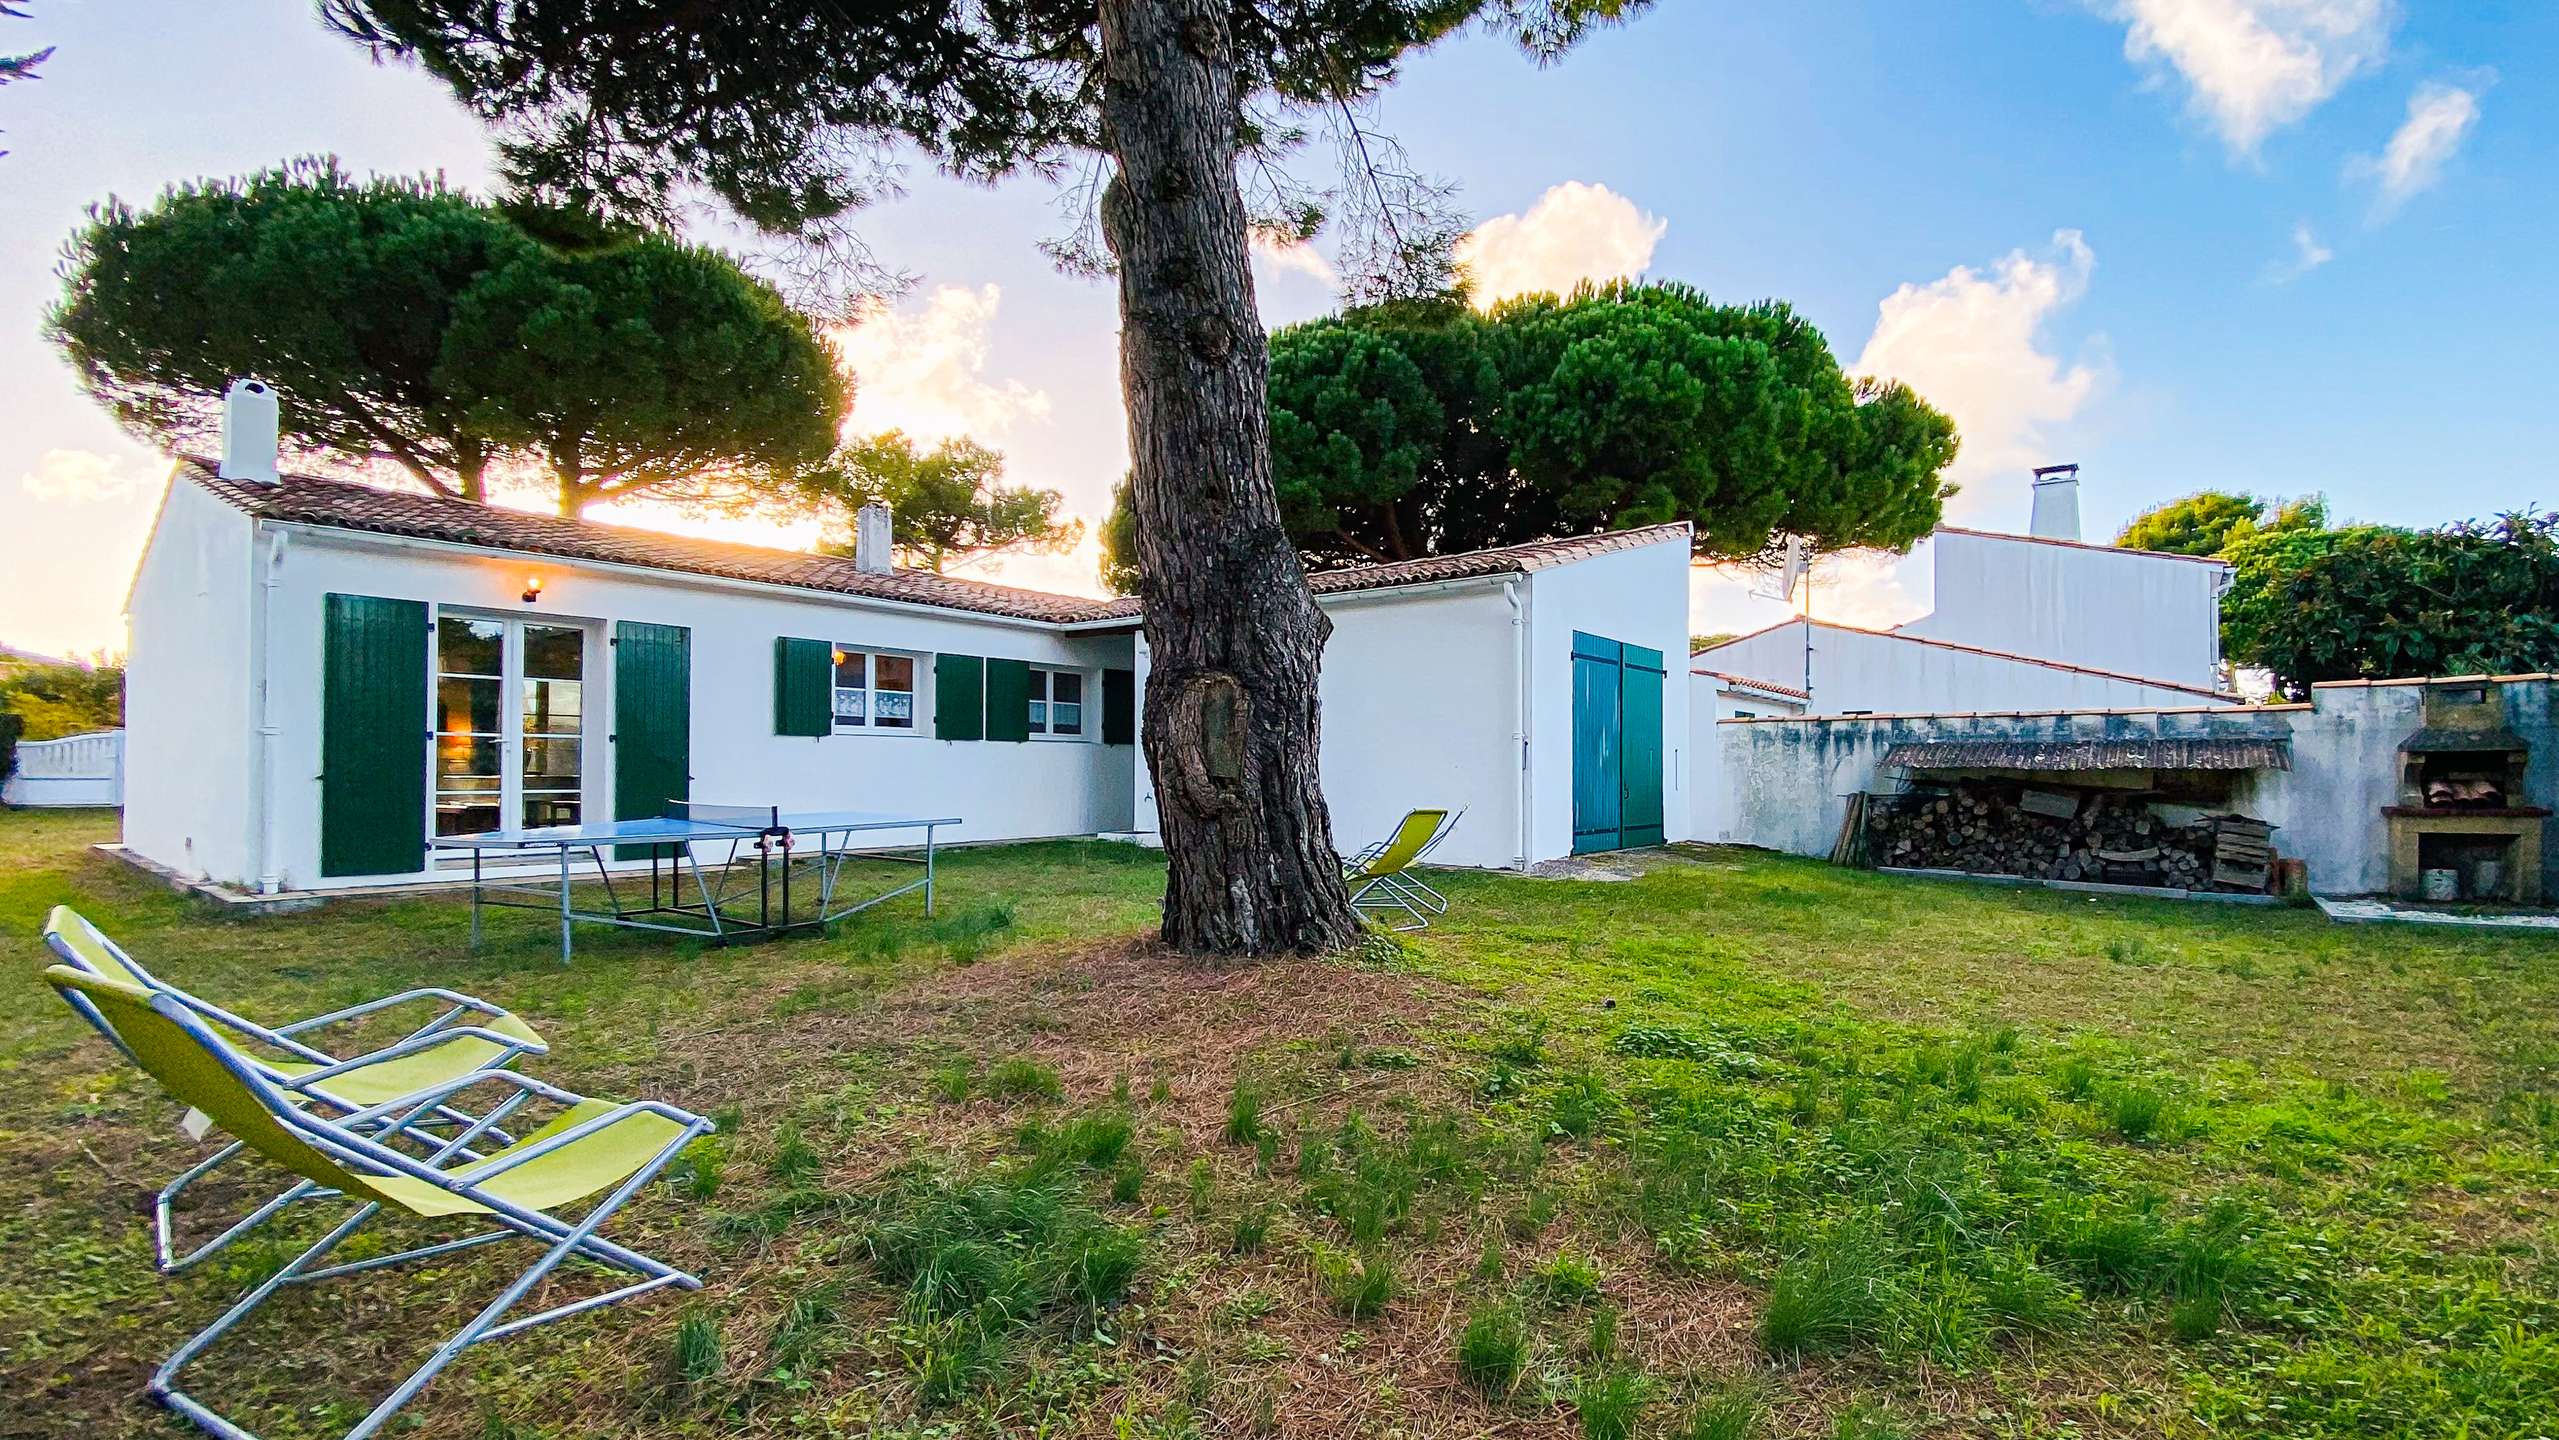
left=926, top=824, right=938, bottom=917
left=557, top=845, right=574, bottom=965
left=468, top=849, right=483, bottom=949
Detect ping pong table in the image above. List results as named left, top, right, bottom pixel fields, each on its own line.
left=429, top=804, right=962, bottom=963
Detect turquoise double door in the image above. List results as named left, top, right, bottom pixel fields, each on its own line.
left=1570, top=631, right=1666, bottom=855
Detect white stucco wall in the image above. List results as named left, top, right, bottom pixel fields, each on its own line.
left=1313, top=582, right=1528, bottom=869
left=1700, top=620, right=2231, bottom=717
left=1130, top=577, right=1534, bottom=871
left=1705, top=678, right=2559, bottom=898
left=128, top=504, right=1140, bottom=892
left=1130, top=530, right=1696, bottom=870
left=1687, top=679, right=1804, bottom=842
left=122, top=480, right=258, bottom=883
left=1522, top=535, right=1695, bottom=861
left=1900, top=530, right=2229, bottom=691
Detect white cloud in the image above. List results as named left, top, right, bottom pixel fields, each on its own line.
left=2350, top=81, right=2481, bottom=217
left=1453, top=182, right=1667, bottom=307
left=2270, top=220, right=2334, bottom=280
left=20, top=448, right=140, bottom=505
left=2105, top=0, right=2394, bottom=155
left=1851, top=230, right=2102, bottom=524
left=1252, top=234, right=1337, bottom=288
left=831, top=284, right=1052, bottom=444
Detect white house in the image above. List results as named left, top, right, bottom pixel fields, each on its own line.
left=1691, top=468, right=2237, bottom=718
left=121, top=445, right=1693, bottom=894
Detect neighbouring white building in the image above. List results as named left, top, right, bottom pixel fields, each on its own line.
left=1692, top=465, right=2237, bottom=718
left=1689, top=466, right=2244, bottom=846
left=121, top=433, right=1694, bottom=894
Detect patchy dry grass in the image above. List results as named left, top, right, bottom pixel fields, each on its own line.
left=6, top=813, right=2559, bottom=1439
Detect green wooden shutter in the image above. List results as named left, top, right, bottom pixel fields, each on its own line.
left=935, top=653, right=985, bottom=740
left=774, top=637, right=831, bottom=736
left=985, top=658, right=1033, bottom=742
left=320, top=593, right=428, bottom=877
left=1619, top=643, right=1666, bottom=848
left=1569, top=632, right=1623, bottom=855
left=1101, top=667, right=1136, bottom=745
left=614, top=622, right=691, bottom=858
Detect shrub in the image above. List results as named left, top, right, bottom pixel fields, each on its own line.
left=1225, top=1074, right=1266, bottom=1144
left=770, top=1122, right=822, bottom=1189
left=987, top=1058, right=1063, bottom=1101
left=1548, top=1068, right=1617, bottom=1139
left=1109, top=1158, right=1146, bottom=1204
left=928, top=1060, right=974, bottom=1103
left=1760, top=1231, right=1890, bottom=1358
left=1455, top=1301, right=1531, bottom=1396
left=1061, top=1223, right=1146, bottom=1308
left=1586, top=1305, right=1621, bottom=1361
left=1318, top=1246, right=1395, bottom=1318
left=2108, top=1084, right=2169, bottom=1142
left=674, top=1134, right=728, bottom=1200
left=2050, top=1055, right=2100, bottom=1103
left=1030, top=1107, right=1134, bottom=1170
left=1230, top=1205, right=1273, bottom=1255
left=1533, top=1247, right=1605, bottom=1305
left=1573, top=1367, right=1651, bottom=1440
left=1676, top=1383, right=1766, bottom=1440
left=1490, top=1018, right=1548, bottom=1066
left=672, top=1309, right=724, bottom=1388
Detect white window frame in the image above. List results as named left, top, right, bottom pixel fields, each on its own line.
left=831, top=644, right=924, bottom=734
left=1027, top=664, right=1091, bottom=741
left=428, top=609, right=594, bottom=842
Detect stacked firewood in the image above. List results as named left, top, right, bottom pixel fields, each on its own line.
left=1864, top=783, right=2226, bottom=889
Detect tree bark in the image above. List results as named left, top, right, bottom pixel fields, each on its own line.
left=1097, top=0, right=1359, bottom=957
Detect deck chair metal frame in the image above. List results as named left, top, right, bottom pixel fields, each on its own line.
left=1343, top=808, right=1463, bottom=931
left=42, top=906, right=548, bottom=1273
left=46, top=965, right=713, bottom=1440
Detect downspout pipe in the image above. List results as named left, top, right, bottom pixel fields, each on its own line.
left=250, top=524, right=287, bottom=894
left=1506, top=578, right=1531, bottom=871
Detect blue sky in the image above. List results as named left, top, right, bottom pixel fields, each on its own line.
left=3, top=0, right=2547, bottom=654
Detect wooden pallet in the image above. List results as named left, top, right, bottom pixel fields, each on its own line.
left=2210, top=816, right=2274, bottom=891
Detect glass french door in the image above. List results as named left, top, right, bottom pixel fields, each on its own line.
left=432, top=614, right=588, bottom=837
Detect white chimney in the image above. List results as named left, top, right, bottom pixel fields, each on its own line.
left=218, top=378, right=280, bottom=484
left=854, top=501, right=894, bottom=573
left=2029, top=463, right=2081, bottom=542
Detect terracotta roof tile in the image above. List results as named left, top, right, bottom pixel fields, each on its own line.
left=188, top=461, right=1692, bottom=626
left=188, top=461, right=1125, bottom=623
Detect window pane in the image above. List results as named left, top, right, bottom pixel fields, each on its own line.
left=437, top=617, right=504, bottom=676
left=834, top=648, right=867, bottom=687
left=1051, top=671, right=1083, bottom=705
left=436, top=735, right=501, bottom=780
left=875, top=690, right=913, bottom=727
left=833, top=686, right=867, bottom=723
left=524, top=625, right=583, bottom=679
left=875, top=654, right=915, bottom=692
left=1028, top=699, right=1047, bottom=731
left=521, top=793, right=581, bottom=829
left=1053, top=702, right=1082, bottom=736
left=522, top=678, right=582, bottom=735
left=522, top=738, right=581, bottom=786
left=437, top=676, right=501, bottom=735
left=435, top=796, right=502, bottom=837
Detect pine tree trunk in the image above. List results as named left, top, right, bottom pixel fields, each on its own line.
left=1097, top=0, right=1359, bottom=957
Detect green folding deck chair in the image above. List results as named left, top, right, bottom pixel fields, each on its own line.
left=1343, top=808, right=1462, bottom=931
left=43, top=905, right=549, bottom=1273
left=46, top=964, right=712, bottom=1440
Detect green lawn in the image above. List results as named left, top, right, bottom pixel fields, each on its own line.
left=5, top=809, right=2557, bottom=1439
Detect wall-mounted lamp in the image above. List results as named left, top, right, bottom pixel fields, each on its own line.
left=830, top=647, right=847, bottom=666
left=521, top=574, right=544, bottom=604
